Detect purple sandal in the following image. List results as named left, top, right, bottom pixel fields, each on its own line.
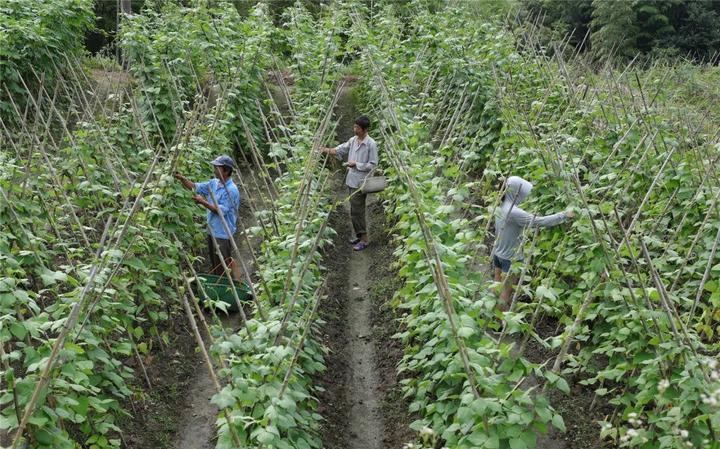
left=352, top=241, right=369, bottom=251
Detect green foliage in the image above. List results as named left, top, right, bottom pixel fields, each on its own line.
left=634, top=0, right=675, bottom=53
left=352, top=3, right=565, bottom=448
left=0, top=2, right=276, bottom=448
left=6, top=2, right=720, bottom=449
left=521, top=0, right=720, bottom=62
left=120, top=2, right=267, bottom=148
left=487, top=8, right=720, bottom=448
left=669, top=0, right=720, bottom=61
left=127, top=4, right=348, bottom=449
left=351, top=1, right=720, bottom=448
left=0, top=0, right=94, bottom=124
left=522, top=0, right=592, bottom=48
left=590, top=0, right=638, bottom=61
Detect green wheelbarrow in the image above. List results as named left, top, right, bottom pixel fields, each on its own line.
left=195, top=273, right=252, bottom=313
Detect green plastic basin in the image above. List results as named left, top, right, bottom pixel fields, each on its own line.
left=196, top=274, right=252, bottom=313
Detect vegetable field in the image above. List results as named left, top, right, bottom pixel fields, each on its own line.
left=1, top=1, right=720, bottom=449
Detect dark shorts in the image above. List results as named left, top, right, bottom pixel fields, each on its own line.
left=492, top=254, right=511, bottom=273
left=208, top=235, right=232, bottom=274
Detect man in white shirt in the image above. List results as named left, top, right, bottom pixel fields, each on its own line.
left=319, top=116, right=379, bottom=251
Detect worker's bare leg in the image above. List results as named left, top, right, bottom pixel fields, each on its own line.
left=500, top=274, right=518, bottom=310
left=229, top=258, right=243, bottom=282
left=494, top=268, right=506, bottom=310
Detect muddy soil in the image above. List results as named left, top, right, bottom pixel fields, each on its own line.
left=120, top=320, right=200, bottom=449
left=316, top=178, right=410, bottom=449
left=522, top=315, right=614, bottom=449
left=315, top=202, right=352, bottom=449
left=346, top=234, right=384, bottom=449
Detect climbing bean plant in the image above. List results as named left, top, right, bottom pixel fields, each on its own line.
left=351, top=3, right=565, bottom=448
left=202, top=3, right=353, bottom=448
left=0, top=3, right=272, bottom=448
left=485, top=34, right=720, bottom=448
left=0, top=0, right=94, bottom=124
left=353, top=0, right=720, bottom=448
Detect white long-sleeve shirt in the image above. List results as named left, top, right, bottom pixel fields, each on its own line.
left=335, top=135, right=378, bottom=189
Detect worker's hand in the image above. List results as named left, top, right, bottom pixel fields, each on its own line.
left=346, top=160, right=357, bottom=167
left=565, top=210, right=576, bottom=219
left=192, top=194, right=204, bottom=204
left=173, top=172, right=184, bottom=180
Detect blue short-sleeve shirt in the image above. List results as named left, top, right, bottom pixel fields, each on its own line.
left=195, top=178, right=240, bottom=239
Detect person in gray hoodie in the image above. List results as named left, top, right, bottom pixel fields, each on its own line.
left=493, top=176, right=574, bottom=309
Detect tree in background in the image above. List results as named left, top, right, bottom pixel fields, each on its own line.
left=520, top=0, right=720, bottom=63
left=590, top=0, right=637, bottom=61
left=634, top=0, right=676, bottom=54
left=522, top=0, right=593, bottom=50
left=86, top=0, right=146, bottom=55
left=670, top=0, right=720, bottom=61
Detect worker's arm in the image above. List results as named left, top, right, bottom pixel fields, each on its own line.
left=512, top=208, right=574, bottom=228
left=174, top=172, right=195, bottom=191
left=319, top=138, right=351, bottom=160
left=193, top=195, right=219, bottom=214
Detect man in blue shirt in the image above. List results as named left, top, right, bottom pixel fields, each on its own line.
left=174, top=155, right=241, bottom=280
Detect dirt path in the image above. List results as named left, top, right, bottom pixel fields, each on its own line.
left=345, top=211, right=384, bottom=449
left=170, top=308, right=244, bottom=449
left=171, top=332, right=220, bottom=449
left=316, top=80, right=413, bottom=449
left=171, top=80, right=406, bottom=449
left=318, top=180, right=403, bottom=449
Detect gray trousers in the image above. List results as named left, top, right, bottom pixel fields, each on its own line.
left=349, top=187, right=368, bottom=235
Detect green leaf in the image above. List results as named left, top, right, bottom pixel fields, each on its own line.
left=75, top=396, right=89, bottom=416
left=76, top=360, right=94, bottom=371
left=457, top=326, right=474, bottom=338
left=556, top=377, right=570, bottom=394
left=535, top=285, right=556, bottom=301
left=10, top=323, right=27, bottom=340
left=211, top=387, right=235, bottom=409
left=509, top=437, right=528, bottom=449
left=520, top=430, right=537, bottom=447
left=255, top=428, right=276, bottom=444
left=124, top=258, right=146, bottom=271
left=551, top=414, right=566, bottom=432
left=39, top=268, right=68, bottom=286
left=35, top=428, right=54, bottom=445
left=486, top=434, right=500, bottom=449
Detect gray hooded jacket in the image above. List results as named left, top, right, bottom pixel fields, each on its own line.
left=493, top=176, right=568, bottom=261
